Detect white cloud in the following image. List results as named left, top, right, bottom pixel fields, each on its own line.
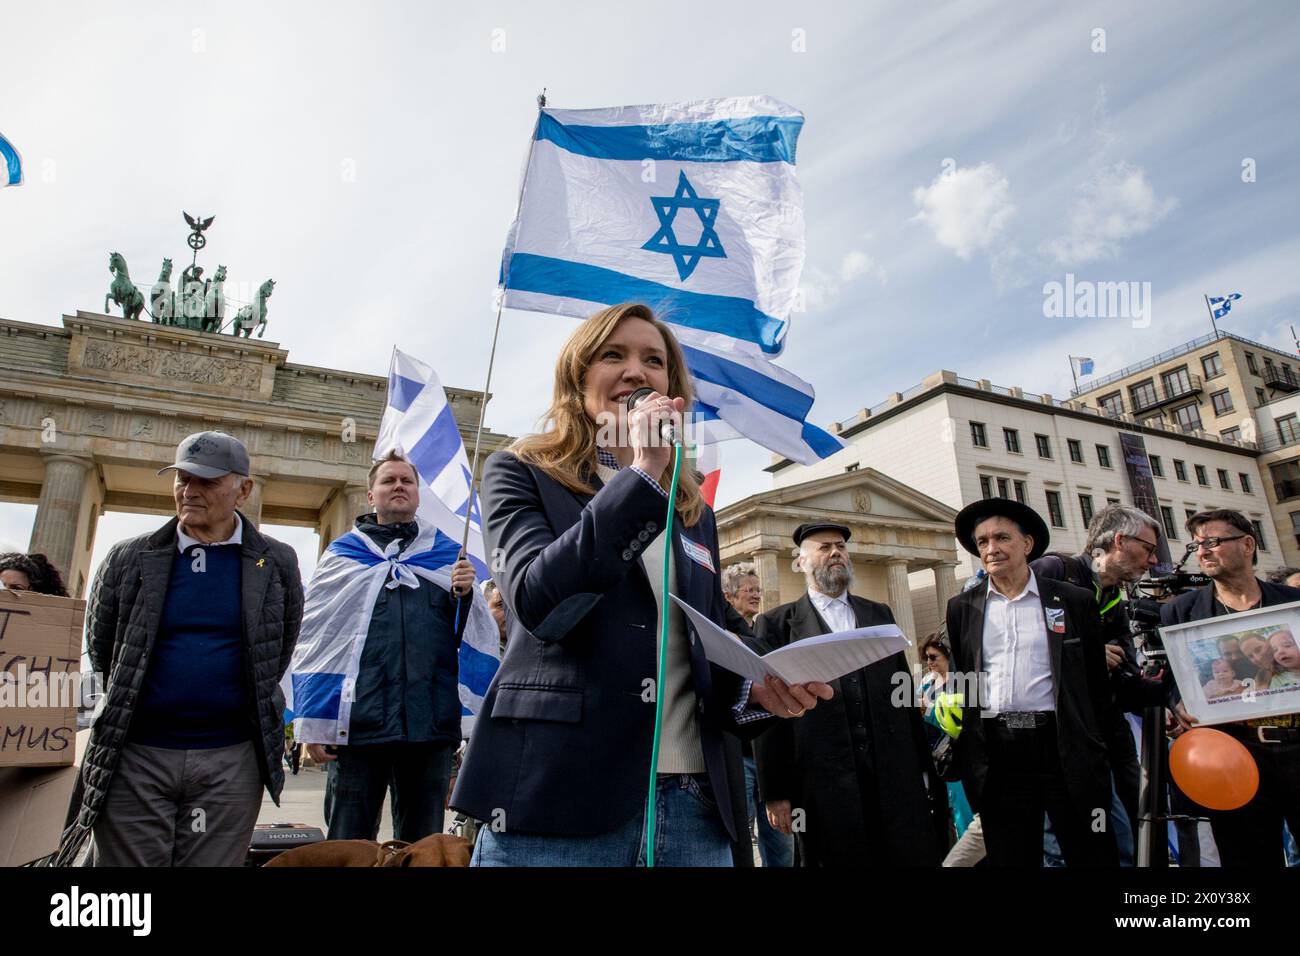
left=911, top=162, right=1016, bottom=260
left=1043, top=162, right=1177, bottom=265
left=839, top=250, right=886, bottom=284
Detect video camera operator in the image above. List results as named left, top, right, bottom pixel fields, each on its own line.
left=1162, top=508, right=1300, bottom=867
left=1032, top=504, right=1167, bottom=861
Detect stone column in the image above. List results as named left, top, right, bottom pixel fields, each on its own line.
left=933, top=560, right=960, bottom=623
left=752, top=548, right=781, bottom=613
left=28, top=454, right=92, bottom=585
left=344, top=483, right=371, bottom=522
left=242, top=475, right=267, bottom=528
left=885, top=558, right=917, bottom=643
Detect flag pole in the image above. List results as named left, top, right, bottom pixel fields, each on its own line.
left=1204, top=294, right=1220, bottom=340
left=457, top=89, right=547, bottom=570
left=1069, top=355, right=1080, bottom=396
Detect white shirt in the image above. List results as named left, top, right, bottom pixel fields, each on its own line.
left=808, top=587, right=855, bottom=633
left=982, top=570, right=1054, bottom=714
left=176, top=512, right=244, bottom=552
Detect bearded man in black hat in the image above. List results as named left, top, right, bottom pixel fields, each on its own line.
left=751, top=522, right=948, bottom=866
left=946, top=498, right=1117, bottom=866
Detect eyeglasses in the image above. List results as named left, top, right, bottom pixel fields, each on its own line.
left=1188, top=534, right=1248, bottom=552
left=923, top=652, right=944, bottom=661
left=1128, top=536, right=1159, bottom=557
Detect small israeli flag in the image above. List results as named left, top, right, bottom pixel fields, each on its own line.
left=1209, top=293, right=1242, bottom=320
left=0, top=132, right=23, bottom=188
left=374, top=348, right=488, bottom=579
left=1072, top=356, right=1095, bottom=376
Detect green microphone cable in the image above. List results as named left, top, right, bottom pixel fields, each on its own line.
left=644, top=440, right=683, bottom=867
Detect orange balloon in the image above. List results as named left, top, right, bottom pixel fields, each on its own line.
left=1169, top=728, right=1260, bottom=811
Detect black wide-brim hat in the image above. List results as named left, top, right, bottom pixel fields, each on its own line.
left=954, top=498, right=1050, bottom=562
left=793, top=522, right=852, bottom=546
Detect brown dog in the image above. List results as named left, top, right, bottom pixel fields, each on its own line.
left=265, top=835, right=470, bottom=868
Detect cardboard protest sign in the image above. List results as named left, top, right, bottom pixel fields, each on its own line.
left=0, top=589, right=85, bottom=768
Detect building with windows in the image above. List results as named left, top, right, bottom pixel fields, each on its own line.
left=1254, top=391, right=1300, bottom=567
left=763, top=369, right=1282, bottom=639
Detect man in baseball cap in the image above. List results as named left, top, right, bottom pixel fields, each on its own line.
left=58, top=430, right=304, bottom=867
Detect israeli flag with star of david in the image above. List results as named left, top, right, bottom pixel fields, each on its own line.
left=499, top=95, right=844, bottom=465
left=375, top=348, right=490, bottom=580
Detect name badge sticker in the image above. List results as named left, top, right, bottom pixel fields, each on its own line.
left=680, top=537, right=715, bottom=574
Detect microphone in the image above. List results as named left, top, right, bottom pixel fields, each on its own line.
left=626, top=386, right=681, bottom=447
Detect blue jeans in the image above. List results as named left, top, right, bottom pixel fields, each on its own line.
left=471, top=773, right=733, bottom=867
left=743, top=756, right=794, bottom=867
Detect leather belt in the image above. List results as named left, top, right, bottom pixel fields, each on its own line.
left=990, top=711, right=1052, bottom=729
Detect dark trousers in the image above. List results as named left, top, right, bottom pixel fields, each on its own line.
left=979, top=716, right=1117, bottom=867
left=1206, top=732, right=1300, bottom=867
left=328, top=742, right=453, bottom=843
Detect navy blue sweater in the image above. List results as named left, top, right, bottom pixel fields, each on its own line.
left=128, top=545, right=250, bottom=749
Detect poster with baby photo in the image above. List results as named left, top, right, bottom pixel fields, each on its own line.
left=1160, top=601, right=1300, bottom=725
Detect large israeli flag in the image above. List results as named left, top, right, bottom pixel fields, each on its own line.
left=375, top=348, right=488, bottom=579
left=500, top=96, right=844, bottom=465
left=0, top=132, right=23, bottom=188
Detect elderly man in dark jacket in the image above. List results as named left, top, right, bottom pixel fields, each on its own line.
left=54, top=432, right=303, bottom=867
left=305, top=451, right=475, bottom=843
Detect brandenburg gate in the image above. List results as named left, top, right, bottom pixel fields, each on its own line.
left=0, top=311, right=511, bottom=598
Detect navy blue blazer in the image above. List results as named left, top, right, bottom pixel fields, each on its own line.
left=449, top=451, right=762, bottom=840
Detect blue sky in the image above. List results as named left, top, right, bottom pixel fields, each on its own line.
left=1, top=0, right=1297, bottom=577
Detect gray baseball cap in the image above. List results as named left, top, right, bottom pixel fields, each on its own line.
left=158, top=431, right=250, bottom=479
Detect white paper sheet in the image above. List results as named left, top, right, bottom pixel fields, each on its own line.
left=670, top=594, right=911, bottom=685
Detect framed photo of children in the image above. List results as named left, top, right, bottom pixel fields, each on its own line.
left=1160, top=600, right=1300, bottom=725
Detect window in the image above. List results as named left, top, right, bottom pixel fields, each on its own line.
left=1079, top=494, right=1095, bottom=527
left=1067, top=438, right=1084, bottom=463
left=980, top=475, right=993, bottom=499
left=1252, top=520, right=1269, bottom=552
left=1045, top=490, right=1065, bottom=528
left=1221, top=426, right=1242, bottom=443
left=1162, top=366, right=1192, bottom=398
left=1256, top=388, right=1267, bottom=405
left=1035, top=433, right=1052, bottom=458
left=1004, top=428, right=1021, bottom=453
left=1272, top=460, right=1300, bottom=502
left=1291, top=512, right=1300, bottom=547
left=1161, top=506, right=1178, bottom=540
left=1174, top=403, right=1203, bottom=433
left=1141, top=413, right=1164, bottom=428
left=1265, top=358, right=1276, bottom=376
left=1277, top=414, right=1300, bottom=446
left=1195, top=464, right=1209, bottom=486
left=1174, top=459, right=1188, bottom=481
left=1150, top=455, right=1164, bottom=478
left=1240, top=472, right=1253, bottom=494
left=1246, top=352, right=1259, bottom=375
left=1097, top=444, right=1112, bottom=468
left=1099, top=392, right=1124, bottom=417
left=1218, top=468, right=1232, bottom=491
left=1107, top=497, right=1121, bottom=506
left=1130, top=379, right=1158, bottom=411
left=970, top=421, right=988, bottom=447
left=1186, top=508, right=1198, bottom=523
left=1211, top=389, right=1234, bottom=416
left=997, top=477, right=1010, bottom=499
left=1202, top=352, right=1224, bottom=379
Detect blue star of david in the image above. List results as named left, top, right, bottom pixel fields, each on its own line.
left=642, top=171, right=726, bottom=281
left=453, top=465, right=482, bottom=527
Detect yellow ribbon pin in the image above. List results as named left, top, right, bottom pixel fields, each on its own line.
left=256, top=558, right=266, bottom=568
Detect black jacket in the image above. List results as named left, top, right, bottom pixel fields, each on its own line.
left=55, top=513, right=303, bottom=865
left=945, top=574, right=1112, bottom=814
left=450, top=452, right=765, bottom=841
left=751, top=592, right=946, bottom=866
left=347, top=515, right=468, bottom=746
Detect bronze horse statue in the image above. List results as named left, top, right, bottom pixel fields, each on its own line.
left=106, top=252, right=145, bottom=322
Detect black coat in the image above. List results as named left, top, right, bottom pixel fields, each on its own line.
left=450, top=452, right=765, bottom=841
left=54, top=513, right=303, bottom=865
left=751, top=593, right=946, bottom=866
left=945, top=575, right=1111, bottom=814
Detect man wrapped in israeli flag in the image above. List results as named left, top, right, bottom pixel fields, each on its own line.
left=287, top=450, right=497, bottom=842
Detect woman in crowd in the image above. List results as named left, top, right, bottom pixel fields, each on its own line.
left=450, top=302, right=830, bottom=866
left=0, top=551, right=69, bottom=596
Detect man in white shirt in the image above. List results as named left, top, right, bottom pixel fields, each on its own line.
left=945, top=499, right=1117, bottom=866
left=752, top=522, right=947, bottom=866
